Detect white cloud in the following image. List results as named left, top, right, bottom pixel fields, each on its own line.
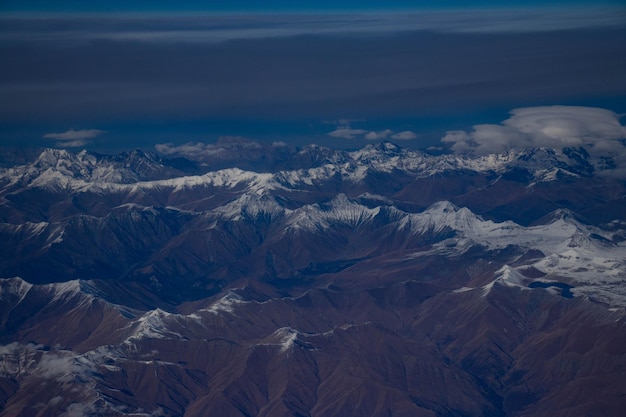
left=506, top=106, right=626, bottom=146
left=391, top=130, right=418, bottom=140
left=61, top=402, right=97, bottom=417
left=441, top=130, right=473, bottom=152
left=0, top=342, right=21, bottom=355
left=442, top=105, right=626, bottom=155
left=328, top=128, right=369, bottom=140
left=37, top=354, right=84, bottom=379
left=43, top=129, right=105, bottom=148
left=49, top=396, right=64, bottom=406
left=364, top=129, right=393, bottom=140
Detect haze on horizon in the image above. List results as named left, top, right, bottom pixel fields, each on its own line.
left=0, top=0, right=625, bottom=153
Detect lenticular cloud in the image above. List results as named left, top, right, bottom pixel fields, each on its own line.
left=506, top=106, right=626, bottom=147
left=442, top=106, right=626, bottom=155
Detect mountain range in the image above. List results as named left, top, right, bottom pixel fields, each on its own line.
left=0, top=141, right=625, bottom=416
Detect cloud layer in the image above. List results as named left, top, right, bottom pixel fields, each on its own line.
left=1, top=14, right=624, bottom=131
left=1, top=9, right=624, bottom=44
left=442, top=106, right=626, bottom=155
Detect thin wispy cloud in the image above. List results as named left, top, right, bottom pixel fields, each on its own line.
left=155, top=137, right=289, bottom=163
left=61, top=403, right=98, bottom=417
left=391, top=131, right=418, bottom=140
left=43, top=129, right=105, bottom=147
left=328, top=128, right=369, bottom=140
left=329, top=124, right=417, bottom=141
left=1, top=9, right=624, bottom=44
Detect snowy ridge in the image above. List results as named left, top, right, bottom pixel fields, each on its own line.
left=1, top=149, right=166, bottom=189
left=125, top=303, right=237, bottom=342
left=4, top=165, right=286, bottom=197
left=210, top=193, right=626, bottom=298
left=0, top=278, right=95, bottom=307
left=131, top=309, right=171, bottom=339
left=1, top=145, right=625, bottom=313
left=0, top=278, right=128, bottom=321
left=199, top=291, right=247, bottom=315
left=0, top=342, right=94, bottom=382
left=439, top=213, right=626, bottom=307
left=279, top=196, right=519, bottom=247
left=143, top=168, right=280, bottom=193
left=400, top=201, right=502, bottom=238
left=0, top=341, right=171, bottom=416
left=283, top=194, right=380, bottom=231
left=3, top=187, right=624, bottom=307
left=322, top=193, right=381, bottom=226
left=481, top=266, right=530, bottom=296
left=344, top=142, right=506, bottom=174
left=128, top=308, right=183, bottom=340
left=276, top=161, right=369, bottom=186
left=1, top=144, right=614, bottom=197
left=0, top=221, right=64, bottom=247
left=27, top=279, right=104, bottom=309
left=43, top=279, right=84, bottom=299
left=11, top=221, right=49, bottom=236
left=212, top=194, right=626, bottom=308
left=0, top=277, right=33, bottom=303
left=215, top=193, right=285, bottom=221
left=207, top=192, right=385, bottom=230
left=274, top=147, right=515, bottom=187
left=261, top=327, right=300, bottom=352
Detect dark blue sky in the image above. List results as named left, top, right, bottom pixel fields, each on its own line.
left=1, top=2, right=625, bottom=152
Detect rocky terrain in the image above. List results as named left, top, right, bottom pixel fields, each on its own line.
left=0, top=141, right=625, bottom=416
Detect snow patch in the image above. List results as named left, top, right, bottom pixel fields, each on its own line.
left=200, top=291, right=246, bottom=315
left=129, top=309, right=181, bottom=340
left=284, top=193, right=380, bottom=231
left=0, top=277, right=33, bottom=301
left=261, top=327, right=300, bottom=352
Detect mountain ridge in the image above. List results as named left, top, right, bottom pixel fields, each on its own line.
left=0, top=142, right=625, bottom=416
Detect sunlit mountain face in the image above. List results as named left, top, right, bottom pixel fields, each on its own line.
left=1, top=1, right=626, bottom=416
